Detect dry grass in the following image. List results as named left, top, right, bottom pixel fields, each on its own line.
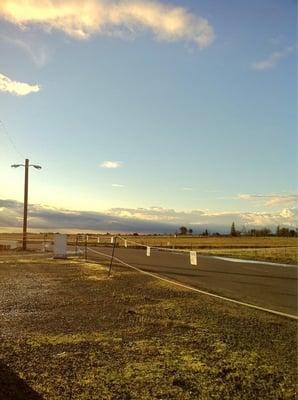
left=197, top=247, right=298, bottom=265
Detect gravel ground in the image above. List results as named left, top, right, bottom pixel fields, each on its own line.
left=0, top=254, right=297, bottom=399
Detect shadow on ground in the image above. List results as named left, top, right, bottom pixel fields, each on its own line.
left=0, top=361, right=43, bottom=400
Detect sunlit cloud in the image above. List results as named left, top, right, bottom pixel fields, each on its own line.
left=100, top=161, right=123, bottom=169
left=252, top=45, right=295, bottom=70
left=0, top=0, right=215, bottom=48
left=0, top=72, right=40, bottom=95
left=108, top=206, right=298, bottom=227
left=238, top=193, right=298, bottom=207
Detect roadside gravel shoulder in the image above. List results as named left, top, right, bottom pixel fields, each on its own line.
left=0, top=255, right=297, bottom=399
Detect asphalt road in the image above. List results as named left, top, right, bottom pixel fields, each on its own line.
left=87, top=246, right=298, bottom=317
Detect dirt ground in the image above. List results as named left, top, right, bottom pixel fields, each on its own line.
left=0, top=253, right=297, bottom=399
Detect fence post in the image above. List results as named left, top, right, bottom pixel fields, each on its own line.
left=84, top=235, right=87, bottom=261
left=108, top=237, right=117, bottom=277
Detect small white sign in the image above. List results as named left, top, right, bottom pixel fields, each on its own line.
left=124, top=240, right=127, bottom=248
left=111, top=237, right=114, bottom=244
left=54, top=234, right=67, bottom=259
left=146, top=246, right=151, bottom=257
left=190, top=251, right=197, bottom=266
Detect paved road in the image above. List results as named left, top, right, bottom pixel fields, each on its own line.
left=86, top=246, right=298, bottom=317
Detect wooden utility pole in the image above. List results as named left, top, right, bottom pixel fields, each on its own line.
left=23, top=158, right=29, bottom=251
left=11, top=158, right=42, bottom=252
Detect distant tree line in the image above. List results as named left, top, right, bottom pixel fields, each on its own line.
left=177, top=227, right=210, bottom=236
left=175, top=223, right=297, bottom=237
left=177, top=226, right=193, bottom=235
left=229, top=222, right=297, bottom=237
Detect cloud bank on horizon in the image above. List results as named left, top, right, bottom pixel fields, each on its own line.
left=0, top=199, right=296, bottom=233
left=0, top=0, right=215, bottom=48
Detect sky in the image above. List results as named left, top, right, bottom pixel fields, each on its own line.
left=0, top=0, right=297, bottom=233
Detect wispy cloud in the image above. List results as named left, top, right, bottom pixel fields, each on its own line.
left=252, top=45, right=295, bottom=70
left=0, top=72, right=40, bottom=95
left=0, top=199, right=296, bottom=233
left=0, top=0, right=215, bottom=48
left=0, top=33, right=49, bottom=67
left=100, top=161, right=123, bottom=169
left=238, top=193, right=298, bottom=207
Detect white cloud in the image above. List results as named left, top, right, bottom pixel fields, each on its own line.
left=240, top=208, right=298, bottom=227
left=0, top=72, right=40, bottom=95
left=100, top=161, right=123, bottom=169
left=112, top=183, right=125, bottom=187
left=252, top=45, right=295, bottom=70
left=238, top=193, right=298, bottom=207
left=0, top=0, right=215, bottom=48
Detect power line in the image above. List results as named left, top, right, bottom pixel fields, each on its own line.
left=0, top=119, right=24, bottom=158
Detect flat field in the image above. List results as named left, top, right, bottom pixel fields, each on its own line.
left=1, top=233, right=297, bottom=249
left=0, top=254, right=297, bottom=399
left=1, top=233, right=297, bottom=264
left=116, top=235, right=298, bottom=249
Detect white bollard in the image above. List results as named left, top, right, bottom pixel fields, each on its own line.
left=53, top=234, right=67, bottom=259
left=190, top=251, right=197, bottom=266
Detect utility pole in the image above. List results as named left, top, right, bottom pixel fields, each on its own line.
left=23, top=158, right=29, bottom=251
left=11, top=159, right=42, bottom=251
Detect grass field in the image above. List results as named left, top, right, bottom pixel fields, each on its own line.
left=0, top=254, right=297, bottom=399
left=197, top=247, right=298, bottom=265
left=116, top=235, right=298, bottom=249
left=1, top=233, right=297, bottom=264
left=1, top=233, right=297, bottom=248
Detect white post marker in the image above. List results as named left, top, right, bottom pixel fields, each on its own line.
left=53, top=234, right=67, bottom=259
left=124, top=240, right=127, bottom=248
left=190, top=251, right=197, bottom=266
left=146, top=246, right=151, bottom=257
left=97, top=237, right=100, bottom=243
left=86, top=235, right=89, bottom=242
left=111, top=237, right=114, bottom=244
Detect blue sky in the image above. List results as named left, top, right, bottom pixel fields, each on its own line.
left=0, top=0, right=297, bottom=232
